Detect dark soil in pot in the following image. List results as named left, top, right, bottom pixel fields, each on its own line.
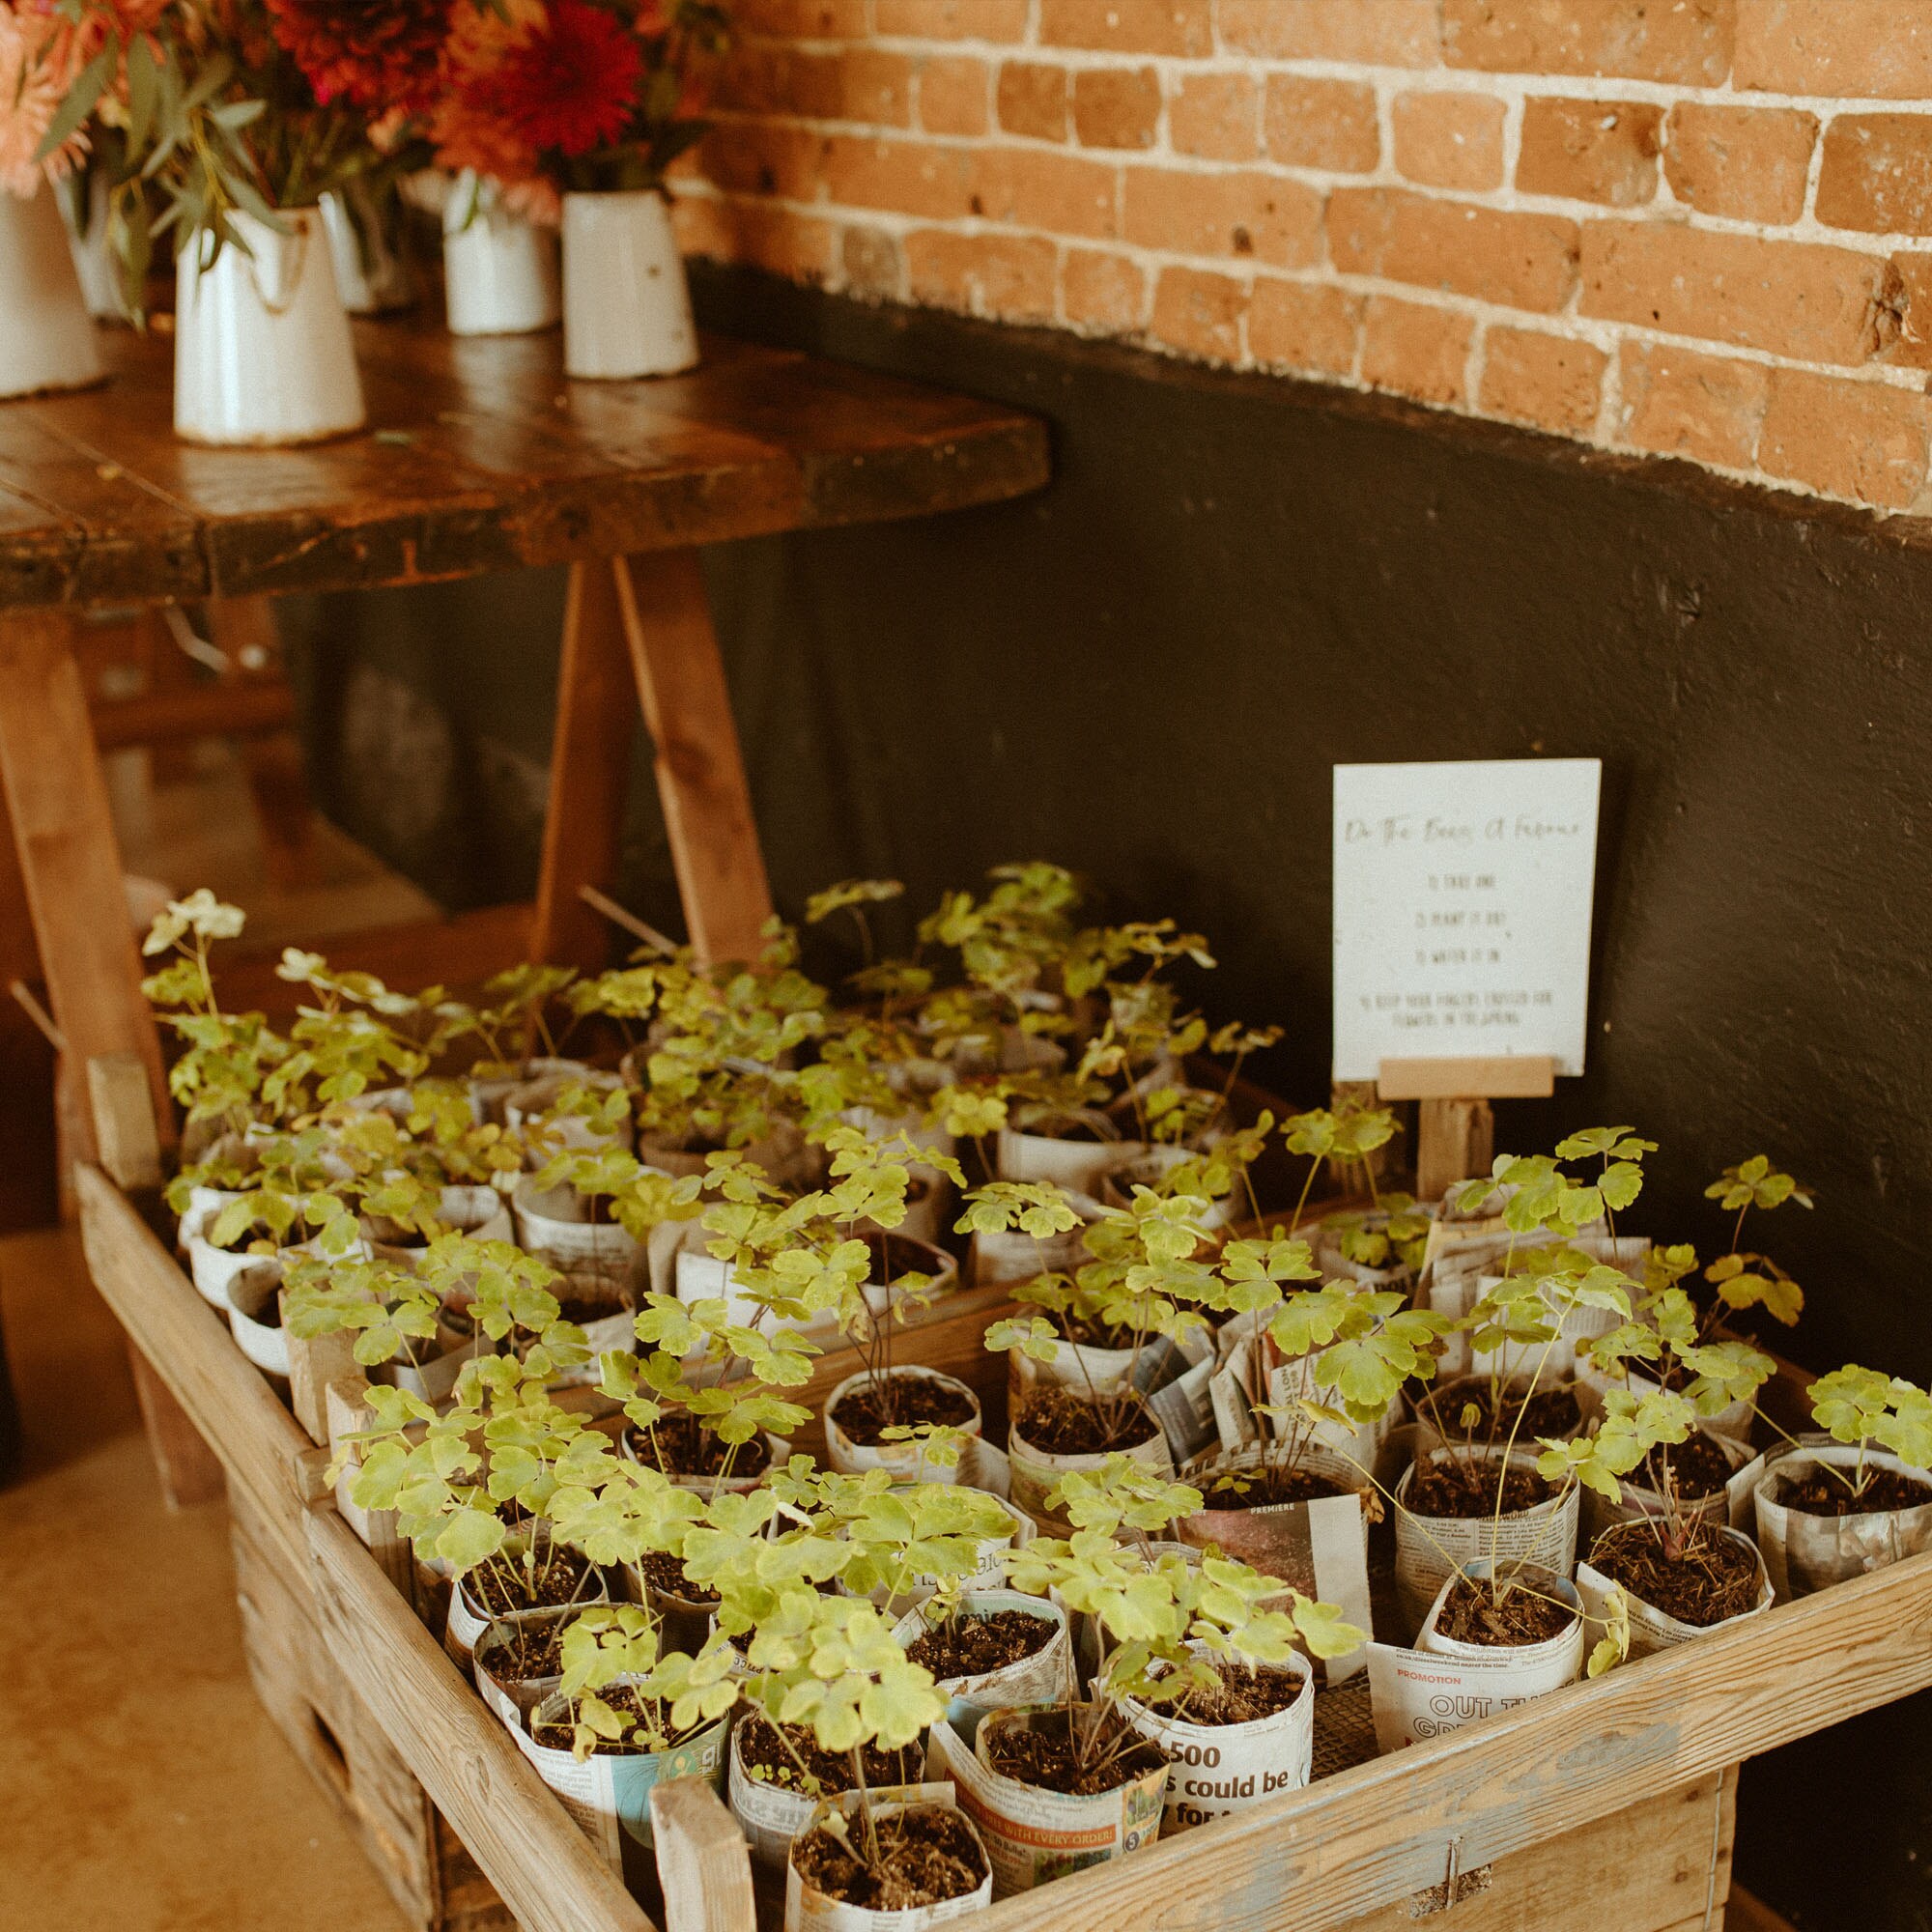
left=792, top=1804, right=986, bottom=1911
left=1154, top=1658, right=1303, bottom=1725
left=861, top=1230, right=944, bottom=1286
left=482, top=1620, right=571, bottom=1687
left=1425, top=1378, right=1583, bottom=1441
left=530, top=1684, right=699, bottom=1754
left=737, top=1713, right=920, bottom=1793
left=1633, top=1432, right=1737, bottom=1501
left=905, top=1608, right=1056, bottom=1680
left=626, top=1413, right=773, bottom=1481
left=1198, top=1463, right=1349, bottom=1508
left=1434, top=1577, right=1576, bottom=1647
left=553, top=1278, right=631, bottom=1324
left=1779, top=1465, right=1932, bottom=1517
left=467, top=1547, right=597, bottom=1618
left=636, top=1548, right=720, bottom=1605
left=1589, top=1520, right=1761, bottom=1626
left=833, top=1373, right=976, bottom=1445
left=982, top=1708, right=1167, bottom=1796
left=1015, top=1383, right=1159, bottom=1457
left=1407, top=1458, right=1554, bottom=1519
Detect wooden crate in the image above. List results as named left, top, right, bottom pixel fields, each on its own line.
left=77, top=1155, right=1932, bottom=1932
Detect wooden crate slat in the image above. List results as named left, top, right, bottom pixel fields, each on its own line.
left=303, top=1504, right=659, bottom=1932
left=1328, top=1769, right=1731, bottom=1932
left=75, top=1162, right=328, bottom=1571
left=968, top=1546, right=1932, bottom=1932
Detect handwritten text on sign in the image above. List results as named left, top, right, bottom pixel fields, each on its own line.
left=1331, top=759, right=1601, bottom=1082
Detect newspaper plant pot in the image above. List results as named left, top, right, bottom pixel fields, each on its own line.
left=444, top=1540, right=610, bottom=1666
left=175, top=210, right=365, bottom=445
left=1007, top=1406, right=1174, bottom=1533
left=520, top=1687, right=726, bottom=1889
left=469, top=1056, right=593, bottom=1126
left=971, top=1186, right=1105, bottom=1288
left=826, top=1368, right=982, bottom=1484
left=0, top=186, right=105, bottom=399
left=1579, top=1428, right=1766, bottom=1547
left=881, top=1492, right=1036, bottom=1615
left=618, top=1420, right=790, bottom=1500
left=562, top=189, right=698, bottom=381
left=366, top=1182, right=516, bottom=1262
left=512, top=1179, right=645, bottom=1287
left=1175, top=1447, right=1374, bottom=1681
left=1122, top=1649, right=1313, bottom=1833
left=1406, top=1373, right=1589, bottom=1458
left=893, top=1593, right=1070, bottom=1747
left=1393, top=1449, right=1579, bottom=1640
left=443, top=176, right=559, bottom=335
left=843, top=1102, right=957, bottom=1244
left=926, top=1710, right=1166, bottom=1896
left=1098, top=1148, right=1237, bottom=1231
left=1368, top=1561, right=1584, bottom=1753
left=504, top=1068, right=633, bottom=1158
left=729, top=1718, right=816, bottom=1879
left=784, top=1786, right=991, bottom=1932
left=320, top=185, right=415, bottom=315
left=1209, top=1314, right=1394, bottom=1479
left=1011, top=1324, right=1218, bottom=1475
left=471, top=1605, right=581, bottom=1728
left=225, top=1260, right=289, bottom=1378
left=187, top=1221, right=275, bottom=1310
left=374, top=1319, right=491, bottom=1405
left=1577, top=1527, right=1774, bottom=1658
left=1425, top=1232, right=1641, bottom=1381
left=1753, top=1440, right=1932, bottom=1601
left=996, top=1115, right=1131, bottom=1196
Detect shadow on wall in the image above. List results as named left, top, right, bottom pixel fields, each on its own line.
left=289, top=267, right=1932, bottom=1932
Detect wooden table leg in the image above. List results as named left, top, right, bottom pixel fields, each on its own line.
left=613, top=550, right=773, bottom=968
left=530, top=558, right=639, bottom=971
left=0, top=609, right=221, bottom=1506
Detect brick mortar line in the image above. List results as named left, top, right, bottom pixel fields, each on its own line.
left=682, top=178, right=1932, bottom=399
left=704, top=109, right=1932, bottom=255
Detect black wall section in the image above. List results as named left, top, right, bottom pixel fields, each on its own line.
left=292, top=269, right=1932, bottom=1930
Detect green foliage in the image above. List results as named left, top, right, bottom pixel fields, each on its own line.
left=1809, top=1367, right=1932, bottom=1478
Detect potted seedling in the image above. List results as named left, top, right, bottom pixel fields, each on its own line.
left=606, top=1279, right=813, bottom=1497
left=453, top=965, right=590, bottom=1122
left=521, top=1606, right=732, bottom=1893
left=1187, top=1240, right=1448, bottom=1672
left=1574, top=1385, right=1775, bottom=1654
left=517, top=1142, right=700, bottom=1286
left=934, top=1520, right=1357, bottom=1872
left=978, top=1183, right=1196, bottom=1529
left=1754, top=1367, right=1932, bottom=1599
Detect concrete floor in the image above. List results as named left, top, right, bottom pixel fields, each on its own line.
left=0, top=737, right=423, bottom=1930
left=0, top=1224, right=410, bottom=1932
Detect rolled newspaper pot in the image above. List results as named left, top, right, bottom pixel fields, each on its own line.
left=225, top=1259, right=289, bottom=1378
left=470, top=1605, right=582, bottom=1727
left=1393, top=1448, right=1579, bottom=1640
left=894, top=1592, right=1071, bottom=1747
left=516, top=1686, right=727, bottom=1891
left=1006, top=1402, right=1174, bottom=1533
left=784, top=1784, right=991, bottom=1932
left=925, top=1711, right=1167, bottom=1896
left=1577, top=1427, right=1766, bottom=1547
left=1576, top=1525, right=1774, bottom=1658
left=825, top=1367, right=984, bottom=1485
left=511, top=1178, right=646, bottom=1287
left=1368, top=1560, right=1584, bottom=1752
left=443, top=1536, right=609, bottom=1666
left=618, top=1420, right=791, bottom=1500
left=995, top=1112, right=1133, bottom=1195
left=468, top=1057, right=596, bottom=1127
left=1753, top=1438, right=1932, bottom=1601
left=1175, top=1445, right=1374, bottom=1682
left=503, top=1068, right=633, bottom=1157
left=1122, top=1647, right=1314, bottom=1832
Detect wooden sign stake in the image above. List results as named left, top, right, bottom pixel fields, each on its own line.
left=1378, top=1055, right=1555, bottom=1201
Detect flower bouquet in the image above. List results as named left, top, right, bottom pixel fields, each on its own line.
left=430, top=0, right=727, bottom=376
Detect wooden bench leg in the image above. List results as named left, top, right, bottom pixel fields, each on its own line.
left=612, top=549, right=772, bottom=968
left=0, top=609, right=223, bottom=1506
left=530, top=558, right=639, bottom=971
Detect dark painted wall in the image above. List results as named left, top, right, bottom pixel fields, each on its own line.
left=289, top=268, right=1932, bottom=1930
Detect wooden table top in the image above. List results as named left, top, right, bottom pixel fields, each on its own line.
left=0, top=318, right=1049, bottom=612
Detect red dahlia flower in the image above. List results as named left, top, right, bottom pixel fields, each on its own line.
left=265, top=0, right=454, bottom=116
left=473, top=0, right=642, bottom=159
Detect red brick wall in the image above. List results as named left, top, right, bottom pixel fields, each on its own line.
left=669, top=0, right=1932, bottom=516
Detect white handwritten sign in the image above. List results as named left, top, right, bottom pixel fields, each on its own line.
left=1331, top=759, right=1601, bottom=1083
